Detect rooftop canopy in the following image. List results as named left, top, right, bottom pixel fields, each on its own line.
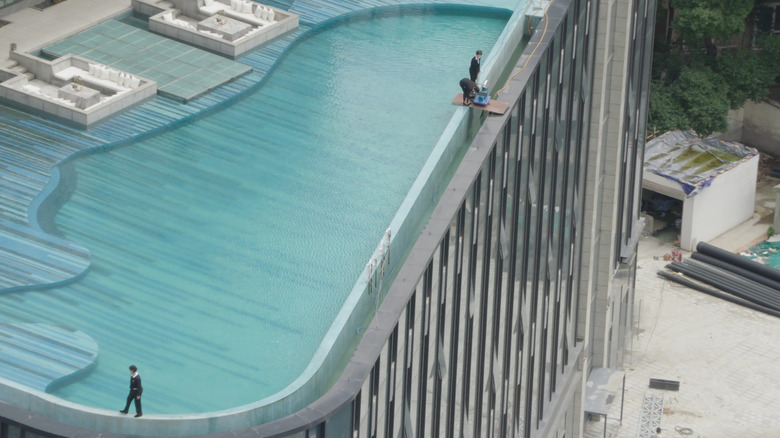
left=644, top=130, right=758, bottom=196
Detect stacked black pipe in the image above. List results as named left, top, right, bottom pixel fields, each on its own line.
left=659, top=241, right=780, bottom=317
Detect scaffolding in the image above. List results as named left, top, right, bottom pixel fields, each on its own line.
left=636, top=392, right=664, bottom=438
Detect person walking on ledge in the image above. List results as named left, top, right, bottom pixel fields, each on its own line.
left=119, top=365, right=143, bottom=417
left=470, top=50, right=482, bottom=81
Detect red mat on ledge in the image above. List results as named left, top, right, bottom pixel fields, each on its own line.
left=451, top=94, right=510, bottom=115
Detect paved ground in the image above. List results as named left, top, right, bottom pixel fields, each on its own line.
left=584, top=178, right=780, bottom=438
left=0, top=0, right=130, bottom=68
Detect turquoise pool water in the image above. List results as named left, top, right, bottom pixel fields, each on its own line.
left=0, top=10, right=508, bottom=414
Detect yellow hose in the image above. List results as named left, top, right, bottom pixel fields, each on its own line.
left=493, top=0, right=551, bottom=99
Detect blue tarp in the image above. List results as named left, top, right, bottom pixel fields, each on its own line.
left=644, top=130, right=758, bottom=196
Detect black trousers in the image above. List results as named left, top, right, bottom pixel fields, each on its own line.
left=124, top=393, right=142, bottom=414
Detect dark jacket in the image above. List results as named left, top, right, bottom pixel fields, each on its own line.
left=469, top=56, right=481, bottom=81
left=130, top=373, right=143, bottom=397
left=460, top=78, right=477, bottom=98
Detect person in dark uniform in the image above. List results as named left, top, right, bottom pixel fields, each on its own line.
left=460, top=78, right=478, bottom=105
left=469, top=50, right=482, bottom=81
left=119, top=365, right=143, bottom=417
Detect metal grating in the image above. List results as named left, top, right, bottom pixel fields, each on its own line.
left=636, top=392, right=664, bottom=438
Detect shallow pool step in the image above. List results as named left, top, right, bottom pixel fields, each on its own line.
left=0, top=323, right=98, bottom=392
left=0, top=220, right=91, bottom=291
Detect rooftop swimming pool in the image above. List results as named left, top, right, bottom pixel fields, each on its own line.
left=0, top=8, right=509, bottom=414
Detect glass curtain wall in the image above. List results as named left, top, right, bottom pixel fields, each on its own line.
left=615, top=0, right=656, bottom=263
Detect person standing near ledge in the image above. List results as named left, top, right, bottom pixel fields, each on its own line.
left=470, top=50, right=482, bottom=81
left=119, top=365, right=143, bottom=417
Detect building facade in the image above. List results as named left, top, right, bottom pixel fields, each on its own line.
left=0, top=0, right=656, bottom=435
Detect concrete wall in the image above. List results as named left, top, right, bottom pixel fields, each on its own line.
left=138, top=0, right=299, bottom=58
left=741, top=100, right=780, bottom=155
left=581, top=0, right=638, bottom=369
left=147, top=8, right=298, bottom=58
left=577, top=0, right=657, bottom=432
left=131, top=0, right=166, bottom=17
left=680, top=155, right=759, bottom=251
left=721, top=100, right=780, bottom=155
left=0, top=0, right=37, bottom=19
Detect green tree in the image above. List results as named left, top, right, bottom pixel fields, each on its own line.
left=649, top=80, right=687, bottom=133
left=672, top=66, right=732, bottom=135
left=649, top=0, right=780, bottom=137
left=672, top=0, right=754, bottom=51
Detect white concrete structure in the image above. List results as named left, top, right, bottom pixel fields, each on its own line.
left=0, top=50, right=156, bottom=125
left=133, top=0, right=298, bottom=58
left=643, top=132, right=759, bottom=251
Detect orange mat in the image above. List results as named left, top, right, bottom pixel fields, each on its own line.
left=452, top=94, right=510, bottom=115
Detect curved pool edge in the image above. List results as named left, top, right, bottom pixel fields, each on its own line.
left=0, top=2, right=531, bottom=436
left=1, top=11, right=306, bottom=294
left=9, top=2, right=510, bottom=295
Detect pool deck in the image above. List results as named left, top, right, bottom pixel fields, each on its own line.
left=41, top=19, right=253, bottom=101
left=0, top=0, right=132, bottom=69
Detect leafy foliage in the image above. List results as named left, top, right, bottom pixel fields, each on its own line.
left=673, top=66, right=731, bottom=136
left=648, top=0, right=780, bottom=137
left=672, top=0, right=754, bottom=42
left=714, top=49, right=772, bottom=108
left=649, top=80, right=687, bottom=133
left=649, top=68, right=731, bottom=137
